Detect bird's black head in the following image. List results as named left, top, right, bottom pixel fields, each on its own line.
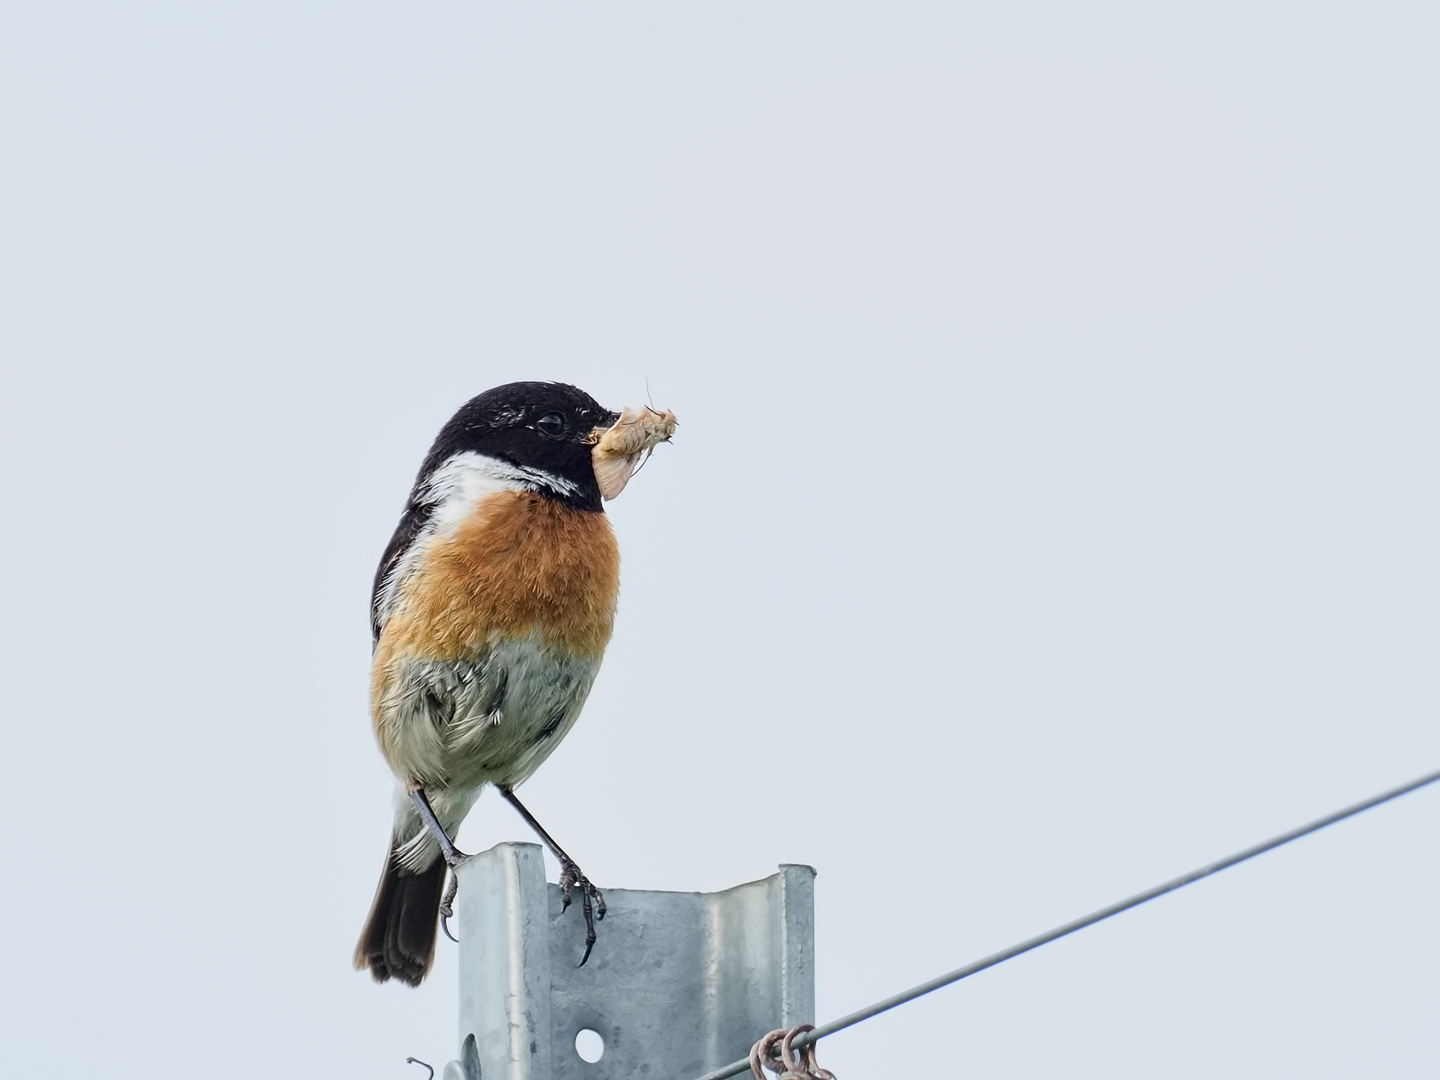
left=418, top=382, right=620, bottom=512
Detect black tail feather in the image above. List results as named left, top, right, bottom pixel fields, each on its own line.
left=354, top=840, right=446, bottom=987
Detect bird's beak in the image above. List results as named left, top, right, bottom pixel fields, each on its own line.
left=590, top=405, right=678, bottom=500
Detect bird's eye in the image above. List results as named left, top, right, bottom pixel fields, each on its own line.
left=536, top=412, right=566, bottom=439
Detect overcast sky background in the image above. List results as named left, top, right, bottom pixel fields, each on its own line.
left=2, top=3, right=1438, bottom=1077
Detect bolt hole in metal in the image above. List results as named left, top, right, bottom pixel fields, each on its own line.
left=574, top=1028, right=605, bottom=1063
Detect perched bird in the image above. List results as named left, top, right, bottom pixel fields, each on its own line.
left=354, top=381, right=676, bottom=986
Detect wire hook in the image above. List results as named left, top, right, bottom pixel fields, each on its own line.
left=781, top=1025, right=835, bottom=1080
left=749, top=1024, right=836, bottom=1080
left=748, top=1029, right=787, bottom=1078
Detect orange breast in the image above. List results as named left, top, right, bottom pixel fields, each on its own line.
left=374, top=490, right=620, bottom=671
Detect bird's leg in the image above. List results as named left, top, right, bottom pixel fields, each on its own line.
left=409, top=787, right=469, bottom=865
left=498, top=786, right=606, bottom=966
left=408, top=786, right=468, bottom=942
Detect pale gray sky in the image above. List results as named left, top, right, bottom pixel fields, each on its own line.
left=2, top=3, right=1437, bottom=1078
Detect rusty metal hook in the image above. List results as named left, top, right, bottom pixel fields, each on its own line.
left=749, top=1028, right=789, bottom=1078
left=750, top=1024, right=836, bottom=1080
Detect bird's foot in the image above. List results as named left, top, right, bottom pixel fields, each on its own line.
left=437, top=846, right=472, bottom=944
left=557, top=857, right=606, bottom=966
left=439, top=865, right=461, bottom=943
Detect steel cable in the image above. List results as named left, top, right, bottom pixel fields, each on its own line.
left=692, top=766, right=1440, bottom=1080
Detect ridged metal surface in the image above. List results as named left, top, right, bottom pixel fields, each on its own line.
left=443, top=842, right=815, bottom=1080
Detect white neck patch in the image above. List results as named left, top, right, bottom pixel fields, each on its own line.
left=423, top=451, right=578, bottom=530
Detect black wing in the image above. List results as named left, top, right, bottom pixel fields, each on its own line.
left=370, top=497, right=433, bottom=644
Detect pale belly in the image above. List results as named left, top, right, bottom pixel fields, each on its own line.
left=374, top=629, right=602, bottom=792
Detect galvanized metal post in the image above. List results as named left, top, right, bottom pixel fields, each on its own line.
left=441, top=842, right=816, bottom=1080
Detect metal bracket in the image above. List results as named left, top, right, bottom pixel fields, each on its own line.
left=441, top=842, right=816, bottom=1080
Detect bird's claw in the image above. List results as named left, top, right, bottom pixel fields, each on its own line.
left=439, top=865, right=461, bottom=943
left=558, top=857, right=605, bottom=966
